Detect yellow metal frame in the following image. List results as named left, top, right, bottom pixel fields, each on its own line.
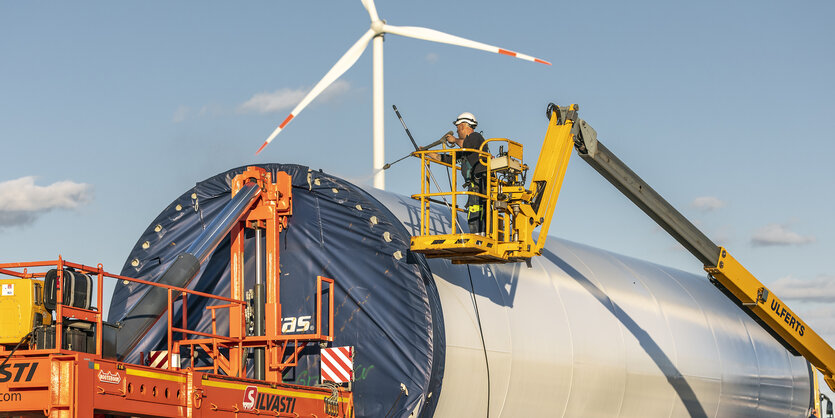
left=411, top=147, right=508, bottom=263
left=707, top=247, right=835, bottom=390
left=527, top=107, right=577, bottom=253
left=410, top=105, right=577, bottom=264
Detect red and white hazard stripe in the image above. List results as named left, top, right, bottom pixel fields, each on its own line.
left=320, top=346, right=354, bottom=383
left=148, top=350, right=169, bottom=369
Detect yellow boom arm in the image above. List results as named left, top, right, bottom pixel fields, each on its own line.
left=571, top=105, right=835, bottom=390
left=526, top=104, right=577, bottom=254
left=709, top=248, right=835, bottom=389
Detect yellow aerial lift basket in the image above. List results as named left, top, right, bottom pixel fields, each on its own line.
left=410, top=104, right=578, bottom=264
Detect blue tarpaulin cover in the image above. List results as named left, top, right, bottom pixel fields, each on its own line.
left=108, top=164, right=444, bottom=417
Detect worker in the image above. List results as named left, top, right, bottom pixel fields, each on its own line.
left=428, top=112, right=489, bottom=234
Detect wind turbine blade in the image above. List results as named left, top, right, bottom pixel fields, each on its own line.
left=382, top=24, right=551, bottom=65
left=256, top=29, right=376, bottom=155
left=360, top=0, right=380, bottom=22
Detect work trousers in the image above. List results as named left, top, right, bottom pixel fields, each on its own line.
left=466, top=173, right=487, bottom=234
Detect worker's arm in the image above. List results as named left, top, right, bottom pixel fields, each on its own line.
left=425, top=133, right=457, bottom=163
left=425, top=152, right=450, bottom=164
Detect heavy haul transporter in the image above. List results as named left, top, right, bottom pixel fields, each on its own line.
left=410, top=103, right=835, bottom=415
left=0, top=167, right=354, bottom=417
left=1, top=103, right=834, bottom=417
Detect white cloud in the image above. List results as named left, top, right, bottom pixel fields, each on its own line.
left=766, top=280, right=835, bottom=344
left=425, top=52, right=439, bottom=63
left=239, top=89, right=305, bottom=114
left=778, top=304, right=835, bottom=346
left=799, top=305, right=835, bottom=336
left=172, top=103, right=225, bottom=122
left=172, top=105, right=190, bottom=123
left=751, top=223, right=815, bottom=247
left=710, top=226, right=733, bottom=247
left=691, top=196, right=725, bottom=212
left=198, top=103, right=224, bottom=117
left=0, top=177, right=93, bottom=228
left=238, top=80, right=352, bottom=114
left=769, top=275, right=835, bottom=303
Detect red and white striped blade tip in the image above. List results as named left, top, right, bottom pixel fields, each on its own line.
left=255, top=140, right=269, bottom=155
left=498, top=48, right=551, bottom=65
left=256, top=114, right=296, bottom=155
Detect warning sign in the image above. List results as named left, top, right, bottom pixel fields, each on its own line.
left=1, top=284, right=13, bottom=296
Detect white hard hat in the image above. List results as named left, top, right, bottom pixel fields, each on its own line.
left=453, top=112, right=477, bottom=128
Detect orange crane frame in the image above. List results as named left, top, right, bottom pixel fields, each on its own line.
left=0, top=166, right=353, bottom=417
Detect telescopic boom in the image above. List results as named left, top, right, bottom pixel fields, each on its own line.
left=569, top=106, right=835, bottom=391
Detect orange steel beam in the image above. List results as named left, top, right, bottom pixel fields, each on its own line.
left=229, top=172, right=248, bottom=379
left=0, top=353, right=353, bottom=416
left=96, top=264, right=103, bottom=356
left=56, top=257, right=64, bottom=355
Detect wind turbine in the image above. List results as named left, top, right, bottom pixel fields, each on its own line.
left=255, top=0, right=551, bottom=189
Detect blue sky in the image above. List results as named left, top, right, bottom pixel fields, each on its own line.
left=2, top=0, right=834, bottom=403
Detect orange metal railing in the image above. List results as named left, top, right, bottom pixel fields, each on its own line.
left=0, top=258, right=106, bottom=357
left=170, top=275, right=334, bottom=376
left=0, top=258, right=335, bottom=380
